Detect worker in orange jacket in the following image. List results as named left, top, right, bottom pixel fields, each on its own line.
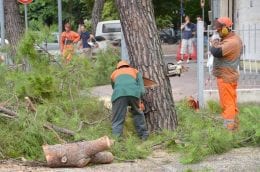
left=210, top=17, right=242, bottom=130
left=60, top=23, right=80, bottom=63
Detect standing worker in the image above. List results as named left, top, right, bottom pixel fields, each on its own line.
left=110, top=60, right=149, bottom=140
left=60, top=23, right=80, bottom=63
left=210, top=17, right=242, bottom=130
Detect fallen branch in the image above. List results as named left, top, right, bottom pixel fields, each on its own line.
left=0, top=106, right=18, bottom=117
left=25, top=97, right=37, bottom=112
left=76, top=114, right=111, bottom=132
left=114, top=157, right=137, bottom=163
left=44, top=122, right=76, bottom=136
left=35, top=43, right=63, bottom=68
left=151, top=137, right=177, bottom=150
left=43, top=123, right=67, bottom=144
left=0, top=113, right=16, bottom=119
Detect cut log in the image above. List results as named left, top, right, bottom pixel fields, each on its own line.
left=90, top=151, right=114, bottom=164
left=0, top=106, right=17, bottom=117
left=42, top=136, right=114, bottom=167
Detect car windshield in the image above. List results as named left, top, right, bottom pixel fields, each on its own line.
left=102, top=23, right=121, bottom=33
left=46, top=33, right=59, bottom=43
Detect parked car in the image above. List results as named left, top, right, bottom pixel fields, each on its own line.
left=95, top=20, right=121, bottom=41
left=159, top=28, right=180, bottom=44
left=35, top=32, right=60, bottom=56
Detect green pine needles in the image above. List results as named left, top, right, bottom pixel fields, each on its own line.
left=0, top=31, right=258, bottom=164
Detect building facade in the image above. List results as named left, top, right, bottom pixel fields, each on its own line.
left=210, top=0, right=260, bottom=61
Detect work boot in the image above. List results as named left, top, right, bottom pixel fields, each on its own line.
left=224, top=119, right=238, bottom=131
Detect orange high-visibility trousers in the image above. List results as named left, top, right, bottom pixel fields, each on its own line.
left=217, top=78, right=238, bottom=129
left=62, top=45, right=74, bottom=63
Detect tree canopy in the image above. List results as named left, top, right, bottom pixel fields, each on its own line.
left=22, top=0, right=210, bottom=30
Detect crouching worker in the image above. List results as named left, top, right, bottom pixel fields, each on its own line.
left=110, top=60, right=149, bottom=140
left=210, top=17, right=242, bottom=130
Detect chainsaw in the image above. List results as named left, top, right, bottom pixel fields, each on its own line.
left=166, top=63, right=185, bottom=77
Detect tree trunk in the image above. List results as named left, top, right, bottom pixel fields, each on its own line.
left=42, top=136, right=113, bottom=167
left=116, top=0, right=178, bottom=132
left=4, top=0, right=24, bottom=54
left=91, top=0, right=105, bottom=34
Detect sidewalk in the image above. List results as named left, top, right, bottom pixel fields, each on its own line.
left=91, top=44, right=260, bottom=104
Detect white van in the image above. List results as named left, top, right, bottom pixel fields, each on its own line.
left=95, top=20, right=121, bottom=41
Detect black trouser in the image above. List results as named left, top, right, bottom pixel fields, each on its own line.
left=112, top=96, right=149, bottom=138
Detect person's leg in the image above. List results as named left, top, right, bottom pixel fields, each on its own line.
left=112, top=97, right=128, bottom=137
left=179, top=39, right=187, bottom=64
left=129, top=97, right=149, bottom=140
left=187, top=38, right=193, bottom=63
left=217, top=78, right=238, bottom=130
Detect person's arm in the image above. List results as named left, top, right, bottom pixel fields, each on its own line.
left=137, top=72, right=145, bottom=96
left=111, top=80, right=115, bottom=89
left=210, top=46, right=223, bottom=58
left=192, top=23, right=196, bottom=35
left=181, top=23, right=186, bottom=30
left=111, top=71, right=116, bottom=89
left=72, top=32, right=80, bottom=43
left=210, top=39, right=222, bottom=58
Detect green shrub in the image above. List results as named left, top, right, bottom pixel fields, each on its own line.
left=90, top=49, right=120, bottom=86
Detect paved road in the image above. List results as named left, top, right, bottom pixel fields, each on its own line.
left=92, top=44, right=260, bottom=105
left=92, top=55, right=199, bottom=103
left=1, top=147, right=259, bottom=172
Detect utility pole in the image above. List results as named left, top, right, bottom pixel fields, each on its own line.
left=180, top=0, right=183, bottom=40
left=201, top=0, right=205, bottom=21
left=0, top=0, right=5, bottom=46
left=24, top=4, right=28, bottom=30
left=58, top=0, right=62, bottom=36
left=197, top=21, right=204, bottom=108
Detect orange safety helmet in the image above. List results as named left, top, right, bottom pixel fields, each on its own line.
left=116, top=60, right=130, bottom=69
left=217, top=17, right=233, bottom=28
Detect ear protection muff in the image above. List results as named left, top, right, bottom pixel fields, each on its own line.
left=220, top=27, right=229, bottom=37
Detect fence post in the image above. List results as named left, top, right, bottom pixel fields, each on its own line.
left=197, top=21, right=204, bottom=108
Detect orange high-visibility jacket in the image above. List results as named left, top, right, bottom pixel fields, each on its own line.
left=60, top=31, right=80, bottom=53
left=210, top=32, right=242, bottom=83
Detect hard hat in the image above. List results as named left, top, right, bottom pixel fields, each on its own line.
left=117, top=60, right=129, bottom=69
left=217, top=17, right=233, bottom=27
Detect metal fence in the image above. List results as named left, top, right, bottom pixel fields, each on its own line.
left=205, top=23, right=260, bottom=90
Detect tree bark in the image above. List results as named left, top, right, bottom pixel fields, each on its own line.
left=42, top=136, right=113, bottom=167
left=91, top=0, right=105, bottom=34
left=116, top=0, right=178, bottom=132
left=4, top=0, right=24, bottom=54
